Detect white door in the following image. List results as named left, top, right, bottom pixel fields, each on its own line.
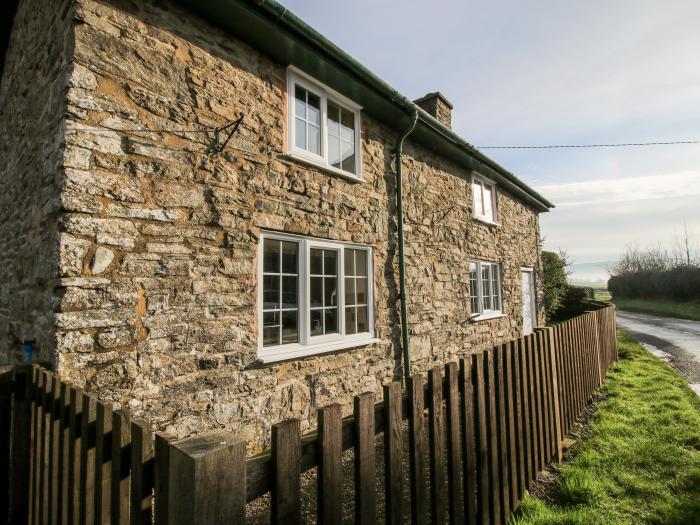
left=522, top=270, right=536, bottom=336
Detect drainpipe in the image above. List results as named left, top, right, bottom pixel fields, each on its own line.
left=396, top=109, right=418, bottom=380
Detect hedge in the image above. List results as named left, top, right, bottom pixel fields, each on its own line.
left=608, top=267, right=700, bottom=301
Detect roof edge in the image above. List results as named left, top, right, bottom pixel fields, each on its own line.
left=176, top=0, right=554, bottom=211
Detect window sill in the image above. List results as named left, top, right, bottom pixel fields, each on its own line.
left=473, top=216, right=500, bottom=227
left=469, top=312, right=506, bottom=322
left=257, top=337, right=381, bottom=364
left=282, top=152, right=363, bottom=183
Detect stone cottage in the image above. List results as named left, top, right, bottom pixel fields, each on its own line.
left=0, top=0, right=553, bottom=448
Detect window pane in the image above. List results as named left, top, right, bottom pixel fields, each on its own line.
left=263, top=311, right=280, bottom=346
left=307, top=92, right=321, bottom=125
left=324, top=250, right=337, bottom=275
left=310, top=248, right=323, bottom=275
left=356, top=306, right=368, bottom=333
left=345, top=307, right=357, bottom=335
left=483, top=185, right=493, bottom=220
left=340, top=109, right=355, bottom=141
left=342, top=150, right=356, bottom=174
left=308, top=124, right=321, bottom=155
left=325, top=308, right=338, bottom=334
left=482, top=265, right=492, bottom=310
left=281, top=242, right=298, bottom=273
left=329, top=135, right=341, bottom=168
left=294, top=118, right=306, bottom=150
left=356, top=278, right=367, bottom=304
left=281, top=310, right=298, bottom=344
left=345, top=278, right=356, bottom=306
left=310, top=309, right=323, bottom=336
left=263, top=275, right=279, bottom=310
left=469, top=263, right=479, bottom=313
left=344, top=249, right=355, bottom=276
left=355, top=250, right=367, bottom=276
left=294, top=85, right=306, bottom=118
left=473, top=181, right=484, bottom=215
left=324, top=277, right=337, bottom=306
left=327, top=101, right=340, bottom=137
left=282, top=276, right=297, bottom=309
left=310, top=277, right=323, bottom=308
left=263, top=239, right=280, bottom=273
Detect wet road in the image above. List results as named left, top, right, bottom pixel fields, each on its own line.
left=616, top=310, right=700, bottom=396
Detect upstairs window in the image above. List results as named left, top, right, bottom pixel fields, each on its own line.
left=260, top=232, right=375, bottom=362
left=472, top=175, right=497, bottom=223
left=469, top=261, right=502, bottom=319
left=288, top=67, right=362, bottom=180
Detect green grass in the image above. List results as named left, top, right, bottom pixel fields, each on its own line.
left=512, top=333, right=700, bottom=525
left=612, top=297, right=700, bottom=321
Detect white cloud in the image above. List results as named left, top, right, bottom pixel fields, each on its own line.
left=534, top=171, right=700, bottom=206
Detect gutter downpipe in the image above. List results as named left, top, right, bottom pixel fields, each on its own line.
left=396, top=109, right=419, bottom=380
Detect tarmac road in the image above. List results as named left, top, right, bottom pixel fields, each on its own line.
left=616, top=309, right=700, bottom=396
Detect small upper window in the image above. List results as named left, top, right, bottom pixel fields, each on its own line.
left=472, top=175, right=497, bottom=223
left=288, top=68, right=362, bottom=180
left=469, top=261, right=502, bottom=319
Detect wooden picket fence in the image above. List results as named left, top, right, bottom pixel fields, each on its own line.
left=1, top=305, right=617, bottom=524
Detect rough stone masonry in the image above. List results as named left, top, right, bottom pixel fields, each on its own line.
left=0, top=0, right=546, bottom=450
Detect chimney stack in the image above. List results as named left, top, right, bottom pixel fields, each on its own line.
left=413, top=92, right=453, bottom=128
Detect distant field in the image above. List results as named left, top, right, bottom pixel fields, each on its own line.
left=612, top=297, right=700, bottom=322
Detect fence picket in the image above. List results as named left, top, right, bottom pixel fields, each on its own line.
left=428, top=367, right=447, bottom=525
left=95, top=402, right=113, bottom=524
left=445, top=362, right=464, bottom=525
left=131, top=419, right=154, bottom=525
left=80, top=393, right=96, bottom=525
left=153, top=432, right=177, bottom=525
left=495, top=345, right=511, bottom=520
left=40, top=372, right=51, bottom=525
left=68, top=387, right=83, bottom=525
left=271, top=419, right=301, bottom=525
left=384, top=381, right=404, bottom=525
left=112, top=410, right=131, bottom=525
left=461, top=357, right=477, bottom=525
left=503, top=342, right=519, bottom=512
left=9, top=366, right=32, bottom=524
left=512, top=340, right=526, bottom=499
left=408, top=373, right=427, bottom=525
left=318, top=404, right=343, bottom=525
left=472, top=352, right=490, bottom=525
left=354, top=393, right=375, bottom=525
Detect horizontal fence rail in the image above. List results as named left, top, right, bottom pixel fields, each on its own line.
left=2, top=305, right=617, bottom=524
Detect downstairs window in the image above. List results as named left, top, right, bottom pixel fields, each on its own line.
left=260, top=232, right=375, bottom=362
left=469, top=261, right=503, bottom=319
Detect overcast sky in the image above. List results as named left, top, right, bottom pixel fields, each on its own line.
left=282, top=0, right=700, bottom=266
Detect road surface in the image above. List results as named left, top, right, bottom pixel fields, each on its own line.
left=616, top=309, right=700, bottom=396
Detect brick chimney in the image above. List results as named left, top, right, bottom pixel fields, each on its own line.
left=413, top=92, right=453, bottom=128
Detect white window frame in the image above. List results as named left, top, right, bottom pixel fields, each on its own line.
left=469, top=260, right=504, bottom=321
left=472, top=174, right=498, bottom=224
left=258, top=231, right=377, bottom=362
left=287, top=66, right=363, bottom=181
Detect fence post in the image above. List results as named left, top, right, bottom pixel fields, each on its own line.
left=8, top=365, right=31, bottom=524
left=168, top=430, right=247, bottom=525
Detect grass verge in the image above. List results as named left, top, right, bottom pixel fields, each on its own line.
left=512, top=332, right=700, bottom=525
left=612, top=297, right=700, bottom=321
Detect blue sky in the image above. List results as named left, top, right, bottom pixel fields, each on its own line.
left=282, top=0, right=700, bottom=268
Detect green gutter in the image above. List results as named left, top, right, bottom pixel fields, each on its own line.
left=176, top=0, right=554, bottom=212
left=396, top=110, right=419, bottom=379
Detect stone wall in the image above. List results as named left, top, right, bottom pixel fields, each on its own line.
left=15, top=0, right=544, bottom=450
left=0, top=0, right=74, bottom=365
